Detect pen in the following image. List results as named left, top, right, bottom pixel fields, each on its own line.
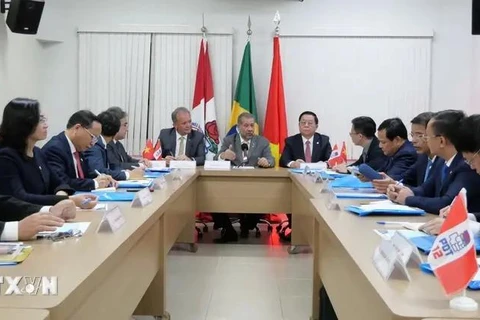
left=396, top=179, right=404, bottom=187
left=81, top=198, right=92, bottom=206
left=376, top=221, right=405, bottom=225
left=94, top=169, right=102, bottom=176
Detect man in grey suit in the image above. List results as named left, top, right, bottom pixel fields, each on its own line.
left=212, top=112, right=275, bottom=243
left=158, top=107, right=206, bottom=166
left=106, top=107, right=152, bottom=170
left=215, top=113, right=274, bottom=168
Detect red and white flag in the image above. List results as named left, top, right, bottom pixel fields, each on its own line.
left=428, top=189, right=478, bottom=295
left=327, top=144, right=345, bottom=167
left=153, top=139, right=162, bottom=160
left=192, top=38, right=220, bottom=160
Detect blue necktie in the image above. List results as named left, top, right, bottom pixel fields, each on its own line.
left=424, top=158, right=433, bottom=182
left=441, top=163, right=449, bottom=183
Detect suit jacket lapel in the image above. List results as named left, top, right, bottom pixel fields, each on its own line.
left=170, top=129, right=177, bottom=156
left=309, top=134, right=322, bottom=162
left=248, top=136, right=256, bottom=158
left=296, top=135, right=306, bottom=161
left=185, top=132, right=192, bottom=157
left=60, top=133, right=76, bottom=175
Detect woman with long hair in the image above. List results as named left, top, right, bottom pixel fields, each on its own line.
left=0, top=98, right=97, bottom=208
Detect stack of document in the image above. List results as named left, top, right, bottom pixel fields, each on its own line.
left=346, top=200, right=425, bottom=216
left=0, top=242, right=33, bottom=266
left=420, top=259, right=480, bottom=290
left=37, top=222, right=91, bottom=237
left=117, top=180, right=153, bottom=189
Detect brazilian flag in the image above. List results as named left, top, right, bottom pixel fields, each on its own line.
left=227, top=41, right=259, bottom=135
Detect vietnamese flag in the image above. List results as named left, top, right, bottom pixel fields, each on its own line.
left=341, top=141, right=348, bottom=162
left=264, top=36, right=288, bottom=167
left=142, top=139, right=154, bottom=160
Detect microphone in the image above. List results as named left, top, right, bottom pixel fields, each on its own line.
left=241, top=143, right=248, bottom=166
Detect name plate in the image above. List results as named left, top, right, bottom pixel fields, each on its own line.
left=300, top=162, right=327, bottom=170
left=372, top=238, right=411, bottom=281
left=391, top=232, right=423, bottom=267
left=204, top=160, right=231, bottom=170
left=150, top=160, right=167, bottom=168
left=97, top=206, right=126, bottom=233
left=131, top=187, right=153, bottom=208
left=169, top=160, right=196, bottom=169
left=152, top=176, right=167, bottom=190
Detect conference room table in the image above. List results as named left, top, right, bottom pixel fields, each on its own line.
left=1, top=309, right=50, bottom=320
left=0, top=168, right=479, bottom=320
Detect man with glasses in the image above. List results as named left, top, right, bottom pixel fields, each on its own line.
left=419, top=114, right=480, bottom=235
left=387, top=110, right=480, bottom=214
left=279, top=111, right=332, bottom=241
left=372, top=112, right=443, bottom=193
left=280, top=111, right=332, bottom=168
left=43, top=110, right=116, bottom=191
left=334, top=116, right=386, bottom=173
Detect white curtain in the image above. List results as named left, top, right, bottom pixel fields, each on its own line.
left=148, top=33, right=233, bottom=141
left=280, top=35, right=432, bottom=159
left=78, top=33, right=151, bottom=155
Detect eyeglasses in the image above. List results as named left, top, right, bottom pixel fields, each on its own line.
left=410, top=132, right=425, bottom=140
left=83, top=127, right=98, bottom=144
left=299, top=121, right=316, bottom=127
left=465, top=149, right=480, bottom=166
left=349, top=132, right=359, bottom=136
left=39, top=115, right=48, bottom=124
left=423, top=134, right=441, bottom=140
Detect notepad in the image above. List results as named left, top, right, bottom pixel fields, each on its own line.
left=117, top=180, right=153, bottom=188
left=37, top=222, right=91, bottom=236
left=144, top=172, right=168, bottom=178
left=329, top=175, right=373, bottom=189
left=146, top=167, right=171, bottom=173
left=94, top=192, right=136, bottom=202
left=91, top=187, right=117, bottom=193
left=0, top=243, right=33, bottom=266
left=346, top=201, right=425, bottom=216
left=374, top=229, right=428, bottom=240
left=420, top=261, right=480, bottom=290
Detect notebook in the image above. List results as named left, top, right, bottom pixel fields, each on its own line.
left=0, top=243, right=33, bottom=266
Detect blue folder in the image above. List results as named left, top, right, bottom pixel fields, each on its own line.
left=420, top=263, right=480, bottom=290
left=144, top=172, right=168, bottom=179
left=335, top=192, right=388, bottom=200
left=329, top=175, right=373, bottom=189
left=76, top=192, right=135, bottom=202
left=409, top=235, right=480, bottom=254
left=117, top=180, right=153, bottom=189
left=345, top=205, right=424, bottom=216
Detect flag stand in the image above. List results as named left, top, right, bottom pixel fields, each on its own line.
left=449, top=290, right=478, bottom=311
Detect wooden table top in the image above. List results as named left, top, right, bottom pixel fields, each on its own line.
left=0, top=172, right=197, bottom=310
left=311, top=198, right=480, bottom=319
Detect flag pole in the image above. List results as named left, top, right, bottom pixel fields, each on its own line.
left=201, top=13, right=207, bottom=39
left=247, top=15, right=252, bottom=41
left=450, top=289, right=478, bottom=311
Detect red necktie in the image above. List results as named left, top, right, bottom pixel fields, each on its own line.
left=74, top=152, right=85, bottom=179
left=305, top=140, right=312, bottom=163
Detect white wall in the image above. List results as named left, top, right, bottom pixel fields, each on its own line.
left=1, top=0, right=480, bottom=143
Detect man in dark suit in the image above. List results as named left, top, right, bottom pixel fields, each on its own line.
left=84, top=111, right=144, bottom=181
left=158, top=107, right=206, bottom=166
left=374, top=117, right=417, bottom=181
left=42, top=110, right=116, bottom=191
left=280, top=111, right=331, bottom=168
left=388, top=110, right=480, bottom=214
left=212, top=112, right=274, bottom=243
left=106, top=107, right=152, bottom=170
left=372, top=112, right=443, bottom=193
left=345, top=116, right=386, bottom=171
left=421, top=114, right=480, bottom=235
left=0, top=195, right=77, bottom=241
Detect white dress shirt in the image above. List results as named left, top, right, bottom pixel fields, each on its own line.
left=175, top=131, right=188, bottom=157
left=0, top=206, right=52, bottom=241
left=287, top=136, right=313, bottom=168
left=66, top=134, right=99, bottom=189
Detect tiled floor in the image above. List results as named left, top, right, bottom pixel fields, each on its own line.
left=136, top=223, right=313, bottom=320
